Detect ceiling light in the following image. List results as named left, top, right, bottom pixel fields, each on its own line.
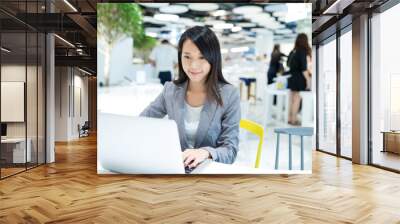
left=233, top=6, right=262, bottom=15
left=230, top=47, right=249, bottom=53
left=211, top=10, right=227, bottom=17
left=160, top=5, right=188, bottom=14
left=221, top=48, right=228, bottom=54
left=273, top=11, right=287, bottom=18
left=54, top=34, right=75, bottom=48
left=63, top=0, right=77, bottom=12
left=244, top=12, right=271, bottom=20
left=188, top=3, right=219, bottom=12
left=78, top=67, right=92, bottom=76
left=1, top=47, right=11, bottom=53
left=264, top=4, right=288, bottom=13
left=275, top=29, right=292, bottom=35
left=231, top=26, right=242, bottom=32
left=236, top=22, right=257, bottom=28
left=285, top=3, right=310, bottom=22
left=213, top=23, right=234, bottom=30
left=154, top=13, right=179, bottom=22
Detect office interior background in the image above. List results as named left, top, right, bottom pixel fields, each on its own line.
left=0, top=0, right=400, bottom=222
left=97, top=3, right=313, bottom=173
left=0, top=0, right=97, bottom=179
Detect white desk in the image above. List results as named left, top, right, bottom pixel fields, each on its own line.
left=265, top=84, right=290, bottom=125
left=1, top=138, right=31, bottom=163
left=191, top=160, right=310, bottom=174
left=98, top=160, right=311, bottom=175
left=299, top=91, right=314, bottom=126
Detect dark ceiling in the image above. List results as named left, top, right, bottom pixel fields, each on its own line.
left=0, top=0, right=97, bottom=74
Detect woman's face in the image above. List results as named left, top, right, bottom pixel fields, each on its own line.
left=181, top=39, right=211, bottom=84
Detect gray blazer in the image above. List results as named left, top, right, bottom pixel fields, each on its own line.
left=140, top=81, right=241, bottom=164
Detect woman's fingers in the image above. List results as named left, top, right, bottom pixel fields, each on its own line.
left=189, top=157, right=203, bottom=168
left=182, top=149, right=209, bottom=168
left=184, top=154, right=195, bottom=167
left=182, top=149, right=193, bottom=160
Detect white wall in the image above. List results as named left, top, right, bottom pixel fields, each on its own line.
left=255, top=29, right=273, bottom=57
left=55, top=67, right=89, bottom=141
left=97, top=36, right=134, bottom=86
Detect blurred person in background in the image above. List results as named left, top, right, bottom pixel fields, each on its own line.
left=267, top=44, right=286, bottom=85
left=149, top=39, right=178, bottom=85
left=287, top=33, right=312, bottom=125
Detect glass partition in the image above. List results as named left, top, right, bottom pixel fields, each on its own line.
left=0, top=1, right=46, bottom=179
left=371, top=3, right=400, bottom=171
left=1, top=30, right=28, bottom=177
left=317, top=36, right=337, bottom=155
left=339, top=28, right=352, bottom=158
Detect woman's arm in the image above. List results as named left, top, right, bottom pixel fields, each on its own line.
left=303, top=55, right=312, bottom=90
left=202, top=88, right=241, bottom=164
left=139, top=83, right=169, bottom=118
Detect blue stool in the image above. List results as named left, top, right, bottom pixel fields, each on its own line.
left=239, top=77, right=257, bottom=101
left=274, top=127, right=313, bottom=170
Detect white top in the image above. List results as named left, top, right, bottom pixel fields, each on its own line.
left=149, top=43, right=178, bottom=74
left=184, top=102, right=203, bottom=148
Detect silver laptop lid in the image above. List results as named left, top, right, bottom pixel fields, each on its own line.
left=98, top=112, right=185, bottom=174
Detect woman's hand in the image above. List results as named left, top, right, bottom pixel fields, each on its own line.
left=182, top=148, right=211, bottom=169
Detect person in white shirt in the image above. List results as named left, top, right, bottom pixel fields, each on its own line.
left=149, top=39, right=178, bottom=85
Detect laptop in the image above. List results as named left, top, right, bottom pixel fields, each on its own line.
left=98, top=112, right=207, bottom=174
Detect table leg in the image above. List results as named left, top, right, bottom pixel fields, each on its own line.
left=275, top=133, right=280, bottom=169
left=289, top=134, right=292, bottom=170
left=277, top=95, right=283, bottom=122
left=284, top=94, right=289, bottom=124
left=301, top=136, right=304, bottom=170
left=247, top=84, right=251, bottom=100
left=265, top=93, right=273, bottom=126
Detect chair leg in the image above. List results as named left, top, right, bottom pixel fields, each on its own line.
left=289, top=134, right=292, bottom=170
left=301, top=136, right=304, bottom=170
left=275, top=133, right=280, bottom=169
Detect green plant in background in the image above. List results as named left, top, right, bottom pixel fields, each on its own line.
left=98, top=3, right=155, bottom=86
left=134, top=35, right=157, bottom=64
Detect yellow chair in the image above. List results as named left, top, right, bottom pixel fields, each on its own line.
left=239, top=119, right=264, bottom=168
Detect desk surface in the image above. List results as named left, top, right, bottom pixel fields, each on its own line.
left=1, top=138, right=28, bottom=143
left=98, top=160, right=311, bottom=175
left=381, top=131, right=400, bottom=134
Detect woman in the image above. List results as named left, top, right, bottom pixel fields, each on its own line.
left=140, top=26, right=241, bottom=169
left=267, top=44, right=286, bottom=85
left=287, top=33, right=312, bottom=125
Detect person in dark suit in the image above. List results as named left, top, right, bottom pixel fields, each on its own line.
left=267, top=44, right=287, bottom=84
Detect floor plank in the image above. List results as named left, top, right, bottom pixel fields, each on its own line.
left=0, top=134, right=400, bottom=223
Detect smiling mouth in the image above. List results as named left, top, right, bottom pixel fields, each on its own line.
left=190, top=71, right=202, bottom=75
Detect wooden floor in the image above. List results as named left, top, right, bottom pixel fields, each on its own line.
left=1, top=135, right=400, bottom=223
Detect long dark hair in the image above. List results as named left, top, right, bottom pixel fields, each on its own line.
left=294, top=33, right=311, bottom=56
left=174, top=26, right=229, bottom=106
left=272, top=44, right=280, bottom=54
